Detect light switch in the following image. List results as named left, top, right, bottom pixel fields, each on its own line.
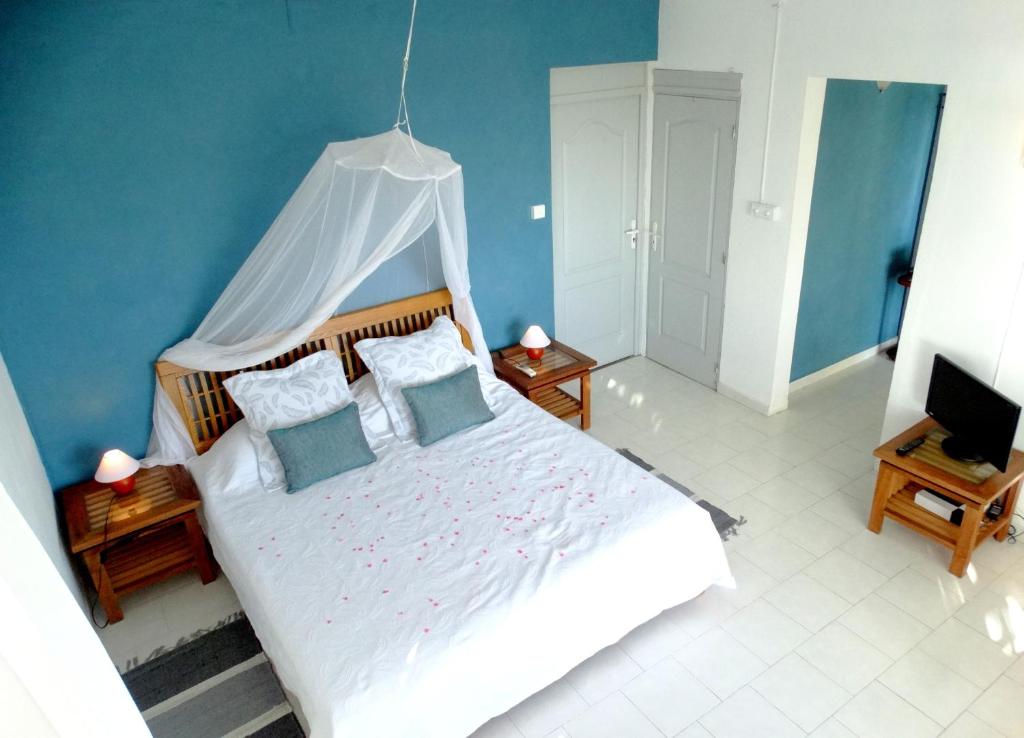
left=530, top=204, right=546, bottom=220
left=748, top=201, right=781, bottom=221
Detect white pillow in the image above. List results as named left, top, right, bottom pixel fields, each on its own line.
left=187, top=419, right=261, bottom=500
left=223, top=350, right=353, bottom=493
left=354, top=315, right=473, bottom=439
left=349, top=373, right=395, bottom=450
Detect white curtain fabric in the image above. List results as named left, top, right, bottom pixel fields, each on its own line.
left=146, top=129, right=492, bottom=465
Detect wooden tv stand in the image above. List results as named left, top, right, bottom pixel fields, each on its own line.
left=870, top=417, right=1024, bottom=577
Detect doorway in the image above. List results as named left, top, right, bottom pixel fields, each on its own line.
left=789, top=79, right=945, bottom=395
left=550, top=66, right=740, bottom=387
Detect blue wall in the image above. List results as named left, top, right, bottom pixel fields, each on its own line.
left=791, top=80, right=943, bottom=381
left=0, top=0, right=658, bottom=488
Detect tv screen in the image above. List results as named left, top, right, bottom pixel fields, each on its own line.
left=925, top=354, right=1021, bottom=472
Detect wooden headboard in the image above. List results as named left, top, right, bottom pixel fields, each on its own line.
left=155, top=288, right=472, bottom=454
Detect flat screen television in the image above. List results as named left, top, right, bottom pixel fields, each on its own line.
left=925, top=354, right=1021, bottom=472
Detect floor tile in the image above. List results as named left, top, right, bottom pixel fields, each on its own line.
left=838, top=471, right=877, bottom=501
left=952, top=589, right=1024, bottom=652
left=838, top=594, right=932, bottom=659
left=750, top=477, right=821, bottom=515
left=939, top=712, right=1005, bottom=738
left=783, top=460, right=852, bottom=497
left=723, top=600, right=811, bottom=665
left=676, top=437, right=740, bottom=467
left=764, top=573, right=851, bottom=632
left=727, top=448, right=793, bottom=483
left=737, top=531, right=816, bottom=580
left=803, top=548, right=888, bottom=604
left=667, top=590, right=740, bottom=638
left=565, top=645, right=642, bottom=705
left=918, top=618, right=1016, bottom=688
left=698, top=686, right=804, bottom=738
left=809, top=492, right=870, bottom=534
left=713, top=552, right=777, bottom=608
left=621, top=657, right=719, bottom=736
left=691, top=463, right=760, bottom=501
left=790, top=418, right=854, bottom=449
left=834, top=681, right=941, bottom=738
left=758, top=432, right=825, bottom=466
left=808, top=718, right=856, bottom=737
left=1005, top=655, right=1024, bottom=684
left=968, top=676, right=1024, bottom=736
left=879, top=649, right=981, bottom=727
left=675, top=627, right=767, bottom=699
left=710, top=422, right=770, bottom=453
left=562, top=692, right=661, bottom=738
left=840, top=529, right=921, bottom=577
left=751, top=653, right=850, bottom=732
left=676, top=723, right=714, bottom=738
left=617, top=612, right=692, bottom=669
left=721, top=493, right=785, bottom=541
left=508, top=679, right=588, bottom=738
left=816, top=443, right=875, bottom=479
left=877, top=568, right=968, bottom=628
left=775, top=509, right=852, bottom=557
left=797, top=622, right=892, bottom=692
left=649, top=449, right=707, bottom=484
left=470, top=716, right=525, bottom=738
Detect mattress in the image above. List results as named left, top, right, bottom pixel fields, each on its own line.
left=191, top=373, right=731, bottom=738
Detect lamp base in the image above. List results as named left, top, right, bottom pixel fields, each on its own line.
left=525, top=347, right=545, bottom=360
left=110, top=475, right=137, bottom=495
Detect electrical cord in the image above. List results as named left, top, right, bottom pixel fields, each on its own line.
left=88, top=491, right=117, bottom=629
left=1005, top=512, right=1024, bottom=545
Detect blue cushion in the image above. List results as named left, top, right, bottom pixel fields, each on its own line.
left=401, top=365, right=495, bottom=446
left=266, top=402, right=376, bottom=493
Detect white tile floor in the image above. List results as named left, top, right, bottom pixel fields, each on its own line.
left=97, top=355, right=1024, bottom=737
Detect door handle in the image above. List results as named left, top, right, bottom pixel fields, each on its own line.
left=624, top=219, right=639, bottom=250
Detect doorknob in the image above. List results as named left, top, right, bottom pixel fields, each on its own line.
left=624, top=219, right=639, bottom=250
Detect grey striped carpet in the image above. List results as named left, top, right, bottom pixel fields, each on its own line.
left=617, top=448, right=745, bottom=540
left=122, top=618, right=302, bottom=738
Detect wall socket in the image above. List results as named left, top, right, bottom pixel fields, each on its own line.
left=530, top=204, right=546, bottom=220
left=749, top=201, right=781, bottom=221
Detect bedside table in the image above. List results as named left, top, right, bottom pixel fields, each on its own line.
left=491, top=340, right=597, bottom=430
left=60, top=465, right=217, bottom=623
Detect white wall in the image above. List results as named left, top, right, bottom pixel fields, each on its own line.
left=0, top=352, right=85, bottom=608
left=659, top=0, right=1024, bottom=440
left=1, top=482, right=151, bottom=737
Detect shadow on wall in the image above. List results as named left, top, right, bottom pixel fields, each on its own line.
left=878, top=246, right=913, bottom=345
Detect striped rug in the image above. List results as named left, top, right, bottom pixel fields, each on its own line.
left=617, top=448, right=745, bottom=540
left=122, top=618, right=302, bottom=738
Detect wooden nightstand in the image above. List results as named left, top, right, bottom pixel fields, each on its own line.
left=491, top=340, right=597, bottom=430
left=60, top=465, right=217, bottom=623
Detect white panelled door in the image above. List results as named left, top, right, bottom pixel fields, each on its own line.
left=551, top=94, right=641, bottom=365
left=646, top=93, right=738, bottom=388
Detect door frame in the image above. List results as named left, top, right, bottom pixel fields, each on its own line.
left=550, top=62, right=650, bottom=361
left=642, top=69, right=741, bottom=374
left=549, top=64, right=741, bottom=370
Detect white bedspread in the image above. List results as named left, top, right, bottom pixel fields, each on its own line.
left=194, top=375, right=731, bottom=738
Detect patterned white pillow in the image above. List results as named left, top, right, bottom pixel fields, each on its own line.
left=223, top=351, right=352, bottom=493
left=354, top=316, right=474, bottom=439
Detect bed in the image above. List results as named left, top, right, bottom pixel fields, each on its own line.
left=157, top=289, right=731, bottom=738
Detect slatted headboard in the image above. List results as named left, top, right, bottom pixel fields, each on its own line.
left=155, top=288, right=472, bottom=454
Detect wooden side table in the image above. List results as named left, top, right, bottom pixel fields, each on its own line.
left=491, top=340, right=597, bottom=430
left=870, top=417, right=1024, bottom=577
left=61, top=465, right=217, bottom=623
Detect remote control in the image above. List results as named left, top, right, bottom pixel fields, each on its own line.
left=896, top=436, right=926, bottom=456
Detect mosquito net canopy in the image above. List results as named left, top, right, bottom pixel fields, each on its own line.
left=147, top=128, right=492, bottom=464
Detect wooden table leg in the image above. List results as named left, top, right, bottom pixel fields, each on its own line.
left=184, top=513, right=217, bottom=584
left=951, top=505, right=983, bottom=577
left=82, top=548, right=123, bottom=623
left=580, top=372, right=591, bottom=431
left=995, top=480, right=1022, bottom=542
left=868, top=462, right=901, bottom=533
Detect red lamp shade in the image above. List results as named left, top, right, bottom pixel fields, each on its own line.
left=95, top=449, right=141, bottom=496
left=520, top=325, right=551, bottom=361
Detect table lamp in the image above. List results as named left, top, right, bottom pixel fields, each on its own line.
left=95, top=449, right=141, bottom=495
left=520, top=325, right=551, bottom=360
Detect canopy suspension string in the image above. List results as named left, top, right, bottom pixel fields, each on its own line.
left=394, top=0, right=418, bottom=139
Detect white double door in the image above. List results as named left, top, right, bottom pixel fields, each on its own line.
left=551, top=66, right=738, bottom=388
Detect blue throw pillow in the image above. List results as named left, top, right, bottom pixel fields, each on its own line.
left=401, top=365, right=495, bottom=446
left=266, top=402, right=376, bottom=493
